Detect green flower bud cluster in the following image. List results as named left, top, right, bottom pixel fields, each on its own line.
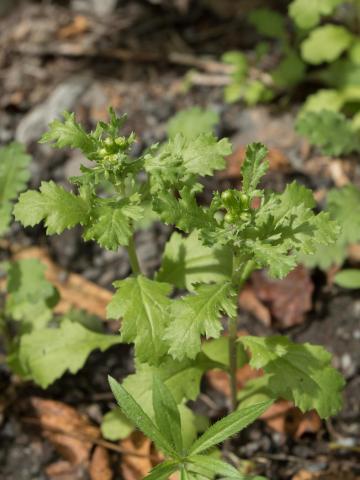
left=221, top=189, right=250, bottom=224
left=96, top=133, right=136, bottom=165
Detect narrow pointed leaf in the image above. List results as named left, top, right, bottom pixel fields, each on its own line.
left=153, top=375, right=183, bottom=453
left=188, top=455, right=243, bottom=478
left=108, top=376, right=177, bottom=458
left=189, top=400, right=273, bottom=455
left=143, top=460, right=179, bottom=480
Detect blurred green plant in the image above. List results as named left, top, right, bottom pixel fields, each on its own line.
left=12, top=109, right=345, bottom=477
left=205, top=1, right=360, bottom=156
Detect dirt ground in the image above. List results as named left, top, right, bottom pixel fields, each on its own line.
left=0, top=1, right=359, bottom=479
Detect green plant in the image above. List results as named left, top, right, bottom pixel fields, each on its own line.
left=0, top=143, right=121, bottom=387
left=212, top=1, right=360, bottom=156
left=13, top=109, right=345, bottom=478
left=302, top=183, right=360, bottom=290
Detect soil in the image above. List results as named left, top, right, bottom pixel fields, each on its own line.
left=0, top=1, right=359, bottom=479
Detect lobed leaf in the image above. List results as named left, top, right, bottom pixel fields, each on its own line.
left=240, top=335, right=345, bottom=418
left=289, top=0, right=343, bottom=29
left=14, top=181, right=90, bottom=234
left=156, top=230, right=232, bottom=290
left=241, top=143, right=269, bottom=195
left=301, top=25, right=353, bottom=65
left=167, top=107, right=219, bottom=140
left=165, top=282, right=237, bottom=360
left=107, top=275, right=172, bottom=364
left=40, top=111, right=96, bottom=155
left=17, top=319, right=121, bottom=387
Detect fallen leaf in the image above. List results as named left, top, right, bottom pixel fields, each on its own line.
left=250, top=266, right=313, bottom=328
left=58, top=15, right=90, bottom=39
left=206, top=363, right=263, bottom=398
left=29, top=397, right=99, bottom=467
left=120, top=432, right=154, bottom=480
left=46, top=460, right=86, bottom=480
left=90, top=446, right=113, bottom=480
left=238, top=286, right=271, bottom=327
left=261, top=401, right=321, bottom=438
left=13, top=247, right=112, bottom=319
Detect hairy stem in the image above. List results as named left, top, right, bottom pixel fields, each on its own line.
left=228, top=257, right=256, bottom=412
left=127, top=234, right=141, bottom=275
left=228, top=314, right=238, bottom=411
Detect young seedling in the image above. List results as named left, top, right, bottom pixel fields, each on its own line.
left=109, top=374, right=270, bottom=479
left=14, top=109, right=345, bottom=477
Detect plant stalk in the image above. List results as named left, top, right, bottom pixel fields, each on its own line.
left=127, top=234, right=141, bottom=275
left=228, top=257, right=256, bottom=412
left=228, top=314, right=239, bottom=412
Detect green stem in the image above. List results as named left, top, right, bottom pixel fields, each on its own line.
left=228, top=314, right=238, bottom=412
left=127, top=234, right=141, bottom=275
left=228, top=256, right=256, bottom=412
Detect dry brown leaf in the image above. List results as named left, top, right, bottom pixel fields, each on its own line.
left=261, top=401, right=321, bottom=438
left=250, top=266, right=313, bottom=328
left=58, top=15, right=90, bottom=39
left=347, top=243, right=360, bottom=263
left=90, top=446, right=113, bottom=480
left=30, top=397, right=99, bottom=466
left=13, top=247, right=112, bottom=319
left=238, top=286, right=271, bottom=327
left=206, top=364, right=263, bottom=398
left=45, top=460, right=86, bottom=480
left=221, top=145, right=289, bottom=179
left=120, top=432, right=154, bottom=480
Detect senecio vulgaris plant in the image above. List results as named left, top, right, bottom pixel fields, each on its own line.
left=14, top=109, right=345, bottom=479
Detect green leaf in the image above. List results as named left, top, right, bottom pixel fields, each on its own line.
left=120, top=356, right=205, bottom=419
left=108, top=376, right=178, bottom=458
left=327, top=185, right=360, bottom=244
left=0, top=142, right=31, bottom=234
left=334, top=269, right=360, bottom=289
left=189, top=400, right=273, bottom=455
left=241, top=143, right=269, bottom=195
left=349, top=40, right=360, bottom=65
left=302, top=89, right=344, bottom=113
left=0, top=202, right=12, bottom=235
left=18, top=319, right=121, bottom=387
left=248, top=8, right=286, bottom=40
left=240, top=336, right=345, bottom=418
left=153, top=187, right=211, bottom=233
left=272, top=49, right=306, bottom=88
left=40, top=111, right=96, bottom=155
left=14, top=181, right=90, bottom=234
left=0, top=142, right=31, bottom=203
left=5, top=258, right=57, bottom=328
left=167, top=107, right=219, bottom=140
left=289, top=0, right=343, bottom=29
left=156, top=231, right=232, bottom=290
left=146, top=133, right=231, bottom=190
left=83, top=201, right=143, bottom=250
left=101, top=407, right=134, bottom=441
left=165, top=282, right=237, bottom=360
left=301, top=25, right=353, bottom=65
left=153, top=375, right=183, bottom=453
left=296, top=110, right=360, bottom=156
left=144, top=461, right=180, bottom=480
left=188, top=455, right=243, bottom=479
left=107, top=275, right=172, bottom=364
left=202, top=337, right=248, bottom=369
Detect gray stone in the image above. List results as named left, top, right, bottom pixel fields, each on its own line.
left=16, top=75, right=92, bottom=145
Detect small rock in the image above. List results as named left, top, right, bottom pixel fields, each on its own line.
left=16, top=75, right=92, bottom=145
